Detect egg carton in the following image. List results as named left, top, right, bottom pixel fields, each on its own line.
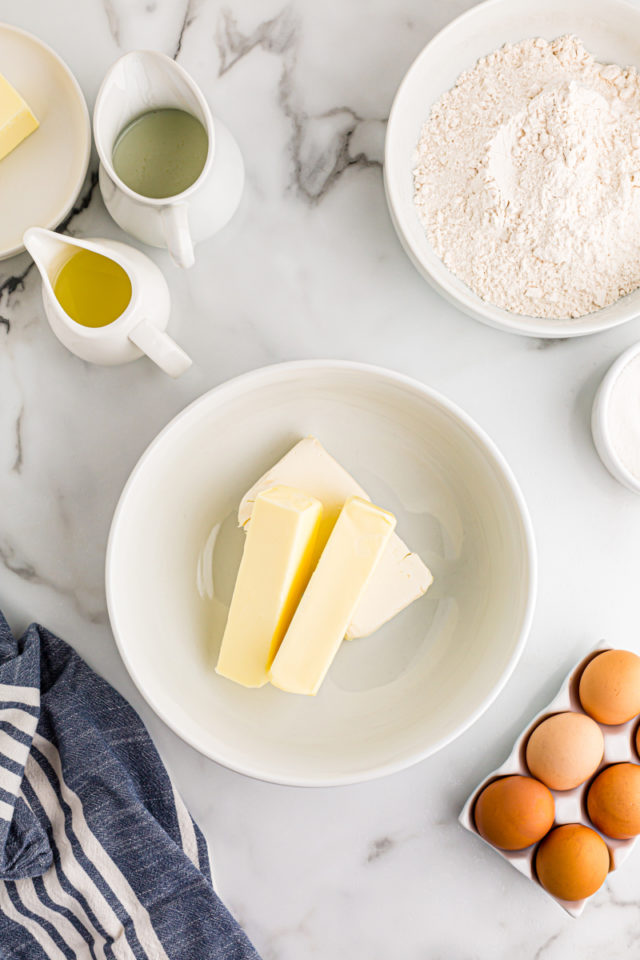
left=459, top=647, right=640, bottom=917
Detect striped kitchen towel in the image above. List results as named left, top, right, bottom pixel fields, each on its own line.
left=0, top=609, right=261, bottom=960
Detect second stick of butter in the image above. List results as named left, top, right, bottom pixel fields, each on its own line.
left=270, top=496, right=396, bottom=695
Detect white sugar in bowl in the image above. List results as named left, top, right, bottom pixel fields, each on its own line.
left=592, top=340, right=640, bottom=494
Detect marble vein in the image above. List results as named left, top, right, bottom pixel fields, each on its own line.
left=0, top=539, right=105, bottom=626
left=173, top=0, right=200, bottom=60
left=595, top=889, right=640, bottom=912
left=0, top=264, right=34, bottom=333
left=102, top=0, right=120, bottom=46
left=535, top=338, right=570, bottom=350
left=215, top=7, right=385, bottom=204
left=259, top=905, right=317, bottom=960
left=366, top=836, right=394, bottom=863
left=532, top=932, right=561, bottom=960
left=215, top=7, right=296, bottom=77
left=12, top=405, right=24, bottom=475
left=57, top=168, right=100, bottom=235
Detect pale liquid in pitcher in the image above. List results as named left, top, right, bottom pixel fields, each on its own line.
left=53, top=249, right=132, bottom=327
left=112, top=108, right=208, bottom=199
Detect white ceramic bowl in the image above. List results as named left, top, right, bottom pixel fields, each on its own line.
left=592, top=340, right=640, bottom=494
left=106, top=362, right=536, bottom=785
left=0, top=24, right=90, bottom=259
left=385, top=0, right=640, bottom=338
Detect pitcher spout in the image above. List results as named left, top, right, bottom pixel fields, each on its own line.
left=22, top=227, right=74, bottom=287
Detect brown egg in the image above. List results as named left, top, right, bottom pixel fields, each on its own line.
left=579, top=650, right=640, bottom=725
left=587, top=763, right=640, bottom=839
left=474, top=775, right=555, bottom=850
left=526, top=712, right=604, bottom=790
left=535, top=824, right=610, bottom=901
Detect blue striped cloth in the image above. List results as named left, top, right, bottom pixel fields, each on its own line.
left=0, top=610, right=261, bottom=960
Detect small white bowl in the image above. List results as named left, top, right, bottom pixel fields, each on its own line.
left=592, top=341, right=640, bottom=494
left=106, top=361, right=536, bottom=786
left=385, top=0, right=640, bottom=338
left=0, top=24, right=90, bottom=259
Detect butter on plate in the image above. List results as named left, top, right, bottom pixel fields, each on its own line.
left=0, top=74, right=38, bottom=162
left=216, top=485, right=322, bottom=688
left=270, top=497, right=396, bottom=695
left=238, top=437, right=433, bottom=638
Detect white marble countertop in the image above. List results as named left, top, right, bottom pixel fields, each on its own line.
left=2, top=1, right=640, bottom=957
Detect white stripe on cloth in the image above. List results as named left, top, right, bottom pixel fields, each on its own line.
left=0, top=706, right=39, bottom=736
left=0, top=883, right=68, bottom=960
left=25, top=750, right=137, bottom=960
left=19, top=790, right=111, bottom=960
left=0, top=765, right=21, bottom=796
left=41, top=868, right=109, bottom=960
left=15, top=877, right=92, bottom=959
left=34, top=734, right=171, bottom=960
left=169, top=779, right=200, bottom=870
left=0, top=798, right=13, bottom=821
left=0, top=729, right=30, bottom=766
left=0, top=683, right=39, bottom=707
left=208, top=846, right=218, bottom=894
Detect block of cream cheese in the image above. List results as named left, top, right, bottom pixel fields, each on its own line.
left=0, top=74, right=38, bottom=162
left=216, top=485, right=322, bottom=688
left=238, top=438, right=432, bottom=638
left=269, top=496, right=396, bottom=695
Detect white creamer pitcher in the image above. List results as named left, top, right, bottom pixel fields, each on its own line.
left=23, top=227, right=192, bottom=377
left=93, top=50, right=244, bottom=269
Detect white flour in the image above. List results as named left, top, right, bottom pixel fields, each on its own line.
left=413, top=36, right=640, bottom=319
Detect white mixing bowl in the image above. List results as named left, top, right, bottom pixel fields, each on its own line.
left=106, top=362, right=536, bottom=785
left=385, top=0, right=640, bottom=338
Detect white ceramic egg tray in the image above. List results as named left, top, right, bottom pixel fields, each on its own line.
left=459, top=647, right=640, bottom=917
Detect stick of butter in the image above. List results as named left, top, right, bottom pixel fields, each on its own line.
left=0, top=74, right=38, bottom=162
left=269, top=497, right=396, bottom=695
left=216, top=485, right=322, bottom=688
left=238, top=438, right=432, bottom=639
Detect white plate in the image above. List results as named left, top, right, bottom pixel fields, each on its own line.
left=106, top=362, right=536, bottom=786
left=0, top=24, right=90, bottom=259
left=385, top=0, right=640, bottom=338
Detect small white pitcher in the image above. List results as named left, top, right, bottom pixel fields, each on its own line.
left=23, top=227, right=192, bottom=378
left=93, top=50, right=244, bottom=269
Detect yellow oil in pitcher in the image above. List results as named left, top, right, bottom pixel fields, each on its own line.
left=54, top=249, right=132, bottom=328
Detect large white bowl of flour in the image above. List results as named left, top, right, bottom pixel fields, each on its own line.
left=385, top=0, right=640, bottom=338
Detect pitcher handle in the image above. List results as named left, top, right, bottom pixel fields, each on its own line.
left=161, top=202, right=195, bottom=269
left=129, top=318, right=192, bottom=378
